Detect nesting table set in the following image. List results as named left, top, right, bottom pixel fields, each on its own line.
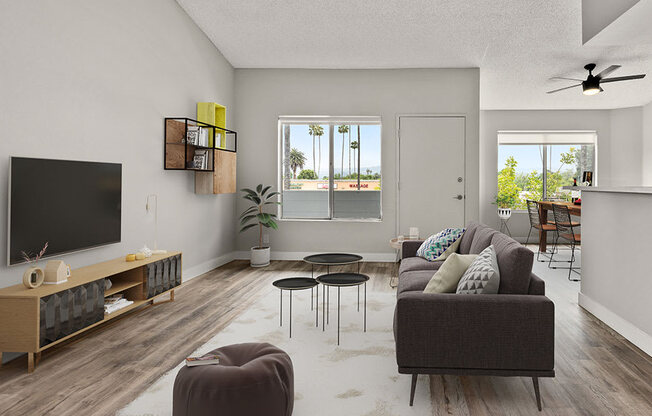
left=272, top=253, right=368, bottom=345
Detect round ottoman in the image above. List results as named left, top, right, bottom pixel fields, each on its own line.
left=173, top=342, right=294, bottom=416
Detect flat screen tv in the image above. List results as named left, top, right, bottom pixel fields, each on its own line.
left=8, top=157, right=122, bottom=266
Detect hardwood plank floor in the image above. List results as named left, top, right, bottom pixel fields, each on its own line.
left=0, top=258, right=650, bottom=415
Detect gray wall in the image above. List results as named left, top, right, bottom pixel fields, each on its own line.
left=234, top=69, right=480, bottom=257
left=0, top=0, right=236, bottom=289
left=643, top=101, right=652, bottom=185
left=480, top=108, right=648, bottom=238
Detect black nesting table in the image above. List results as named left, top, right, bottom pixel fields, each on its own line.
left=272, top=277, right=319, bottom=338
left=303, top=253, right=363, bottom=321
left=316, top=273, right=369, bottom=345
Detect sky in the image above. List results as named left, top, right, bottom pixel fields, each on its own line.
left=498, top=144, right=579, bottom=175
left=285, top=124, right=381, bottom=177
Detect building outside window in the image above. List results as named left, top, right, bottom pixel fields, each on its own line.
left=497, top=131, right=597, bottom=209
left=278, top=116, right=382, bottom=220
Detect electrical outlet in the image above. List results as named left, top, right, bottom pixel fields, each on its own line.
left=263, top=234, right=270, bottom=244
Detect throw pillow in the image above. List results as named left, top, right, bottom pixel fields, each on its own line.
left=423, top=253, right=478, bottom=293
left=416, top=228, right=466, bottom=262
left=456, top=245, right=500, bottom=294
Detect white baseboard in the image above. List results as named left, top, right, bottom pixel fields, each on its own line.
left=233, top=250, right=396, bottom=263
left=183, top=251, right=236, bottom=281
left=578, top=292, right=652, bottom=357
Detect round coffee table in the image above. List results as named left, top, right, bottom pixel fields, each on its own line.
left=272, top=277, right=319, bottom=338
left=303, top=253, right=363, bottom=321
left=316, top=273, right=369, bottom=345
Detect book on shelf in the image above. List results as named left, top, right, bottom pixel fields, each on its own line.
left=186, top=126, right=200, bottom=145
left=104, top=297, right=133, bottom=314
left=193, top=149, right=210, bottom=170
left=186, top=354, right=220, bottom=367
left=198, top=127, right=209, bottom=147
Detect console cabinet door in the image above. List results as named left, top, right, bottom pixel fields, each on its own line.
left=39, top=279, right=105, bottom=347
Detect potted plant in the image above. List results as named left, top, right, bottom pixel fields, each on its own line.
left=494, top=194, right=514, bottom=220
left=239, top=185, right=280, bottom=267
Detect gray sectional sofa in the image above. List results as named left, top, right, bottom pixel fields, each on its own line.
left=394, top=221, right=555, bottom=411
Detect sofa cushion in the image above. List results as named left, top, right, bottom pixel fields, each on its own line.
left=399, top=257, right=444, bottom=274
left=456, top=245, right=500, bottom=294
left=398, top=270, right=435, bottom=295
left=423, top=253, right=478, bottom=293
left=457, top=221, right=479, bottom=254
left=469, top=225, right=497, bottom=254
left=416, top=228, right=465, bottom=261
left=491, top=233, right=534, bottom=294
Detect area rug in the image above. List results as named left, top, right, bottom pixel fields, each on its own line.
left=118, top=281, right=433, bottom=416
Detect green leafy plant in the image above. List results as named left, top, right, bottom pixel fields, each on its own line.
left=297, top=169, right=317, bottom=179
left=495, top=156, right=519, bottom=208
left=240, top=185, right=280, bottom=249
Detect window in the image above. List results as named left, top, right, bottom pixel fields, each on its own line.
left=279, top=116, right=382, bottom=220
left=497, top=131, right=597, bottom=209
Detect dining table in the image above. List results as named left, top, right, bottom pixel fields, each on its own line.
left=536, top=200, right=581, bottom=253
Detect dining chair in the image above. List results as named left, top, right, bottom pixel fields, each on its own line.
left=549, top=203, right=581, bottom=281
left=525, top=200, right=557, bottom=262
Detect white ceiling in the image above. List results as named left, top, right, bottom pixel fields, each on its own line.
left=176, top=0, right=652, bottom=110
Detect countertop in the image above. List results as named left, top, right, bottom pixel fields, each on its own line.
left=561, top=186, right=652, bottom=195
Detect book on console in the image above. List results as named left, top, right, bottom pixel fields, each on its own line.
left=185, top=354, right=220, bottom=367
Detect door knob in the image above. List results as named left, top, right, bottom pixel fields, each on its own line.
left=453, top=195, right=464, bottom=200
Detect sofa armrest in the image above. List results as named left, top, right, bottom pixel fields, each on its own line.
left=528, top=273, right=545, bottom=295
left=394, top=292, right=554, bottom=372
left=401, top=240, right=424, bottom=259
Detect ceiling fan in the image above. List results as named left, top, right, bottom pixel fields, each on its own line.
left=547, top=63, right=646, bottom=95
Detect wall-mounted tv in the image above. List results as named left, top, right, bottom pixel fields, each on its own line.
left=8, top=157, right=122, bottom=266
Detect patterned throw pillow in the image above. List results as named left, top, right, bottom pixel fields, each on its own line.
left=416, top=228, right=466, bottom=262
left=456, top=245, right=500, bottom=294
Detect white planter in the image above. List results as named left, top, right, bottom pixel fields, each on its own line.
left=497, top=208, right=512, bottom=220
left=250, top=247, right=271, bottom=267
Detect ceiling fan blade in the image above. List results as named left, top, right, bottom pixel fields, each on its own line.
left=600, top=74, right=646, bottom=83
left=596, top=65, right=621, bottom=79
left=550, top=76, right=584, bottom=82
left=546, top=84, right=582, bottom=94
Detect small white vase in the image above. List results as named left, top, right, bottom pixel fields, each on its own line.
left=497, top=208, right=512, bottom=220
left=250, top=247, right=270, bottom=267
left=23, top=266, right=45, bottom=289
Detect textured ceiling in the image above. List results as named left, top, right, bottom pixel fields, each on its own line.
left=176, top=0, right=652, bottom=110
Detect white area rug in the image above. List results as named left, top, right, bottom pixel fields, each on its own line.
left=118, top=282, right=433, bottom=416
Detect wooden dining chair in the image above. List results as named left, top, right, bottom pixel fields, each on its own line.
left=549, top=203, right=581, bottom=281
left=525, top=200, right=557, bottom=262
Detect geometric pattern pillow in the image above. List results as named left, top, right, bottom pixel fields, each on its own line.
left=456, top=245, right=500, bottom=294
left=416, top=228, right=465, bottom=262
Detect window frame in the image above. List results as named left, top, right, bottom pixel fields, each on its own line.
left=497, top=130, right=598, bottom=212
left=277, top=116, right=383, bottom=222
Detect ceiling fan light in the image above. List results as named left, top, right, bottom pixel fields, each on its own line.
left=583, top=86, right=601, bottom=96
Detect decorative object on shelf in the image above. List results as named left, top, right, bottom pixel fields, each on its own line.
left=239, top=184, right=281, bottom=267
left=105, top=278, right=113, bottom=291
left=126, top=254, right=136, bottom=262
left=582, top=171, right=593, bottom=186
left=135, top=252, right=146, bottom=260
left=186, top=126, right=200, bottom=145
left=22, top=267, right=44, bottom=289
left=44, top=260, right=70, bottom=285
left=20, top=242, right=48, bottom=289
left=409, top=227, right=419, bottom=239
left=139, top=245, right=153, bottom=258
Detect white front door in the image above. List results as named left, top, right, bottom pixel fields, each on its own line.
left=398, top=116, right=466, bottom=239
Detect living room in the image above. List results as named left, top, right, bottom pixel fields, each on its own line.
left=1, top=1, right=651, bottom=415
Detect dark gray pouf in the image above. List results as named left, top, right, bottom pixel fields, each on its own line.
left=173, top=342, right=294, bottom=416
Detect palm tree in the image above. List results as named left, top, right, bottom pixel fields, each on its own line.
left=338, top=125, right=349, bottom=178
left=289, top=148, right=306, bottom=179
left=348, top=127, right=352, bottom=176
left=350, top=140, right=359, bottom=176
left=308, top=125, right=324, bottom=177
left=283, top=125, right=291, bottom=189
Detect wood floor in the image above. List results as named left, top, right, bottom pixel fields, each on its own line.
left=0, top=258, right=651, bottom=415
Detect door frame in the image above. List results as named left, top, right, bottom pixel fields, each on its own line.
left=395, top=114, right=467, bottom=238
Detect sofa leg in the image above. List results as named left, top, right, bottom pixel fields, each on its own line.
left=532, top=377, right=542, bottom=411
left=409, top=374, right=418, bottom=406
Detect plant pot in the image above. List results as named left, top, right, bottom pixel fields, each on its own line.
left=250, top=247, right=270, bottom=268
left=497, top=208, right=512, bottom=220
left=23, top=266, right=44, bottom=289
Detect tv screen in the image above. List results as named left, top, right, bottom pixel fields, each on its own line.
left=8, top=157, right=122, bottom=266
